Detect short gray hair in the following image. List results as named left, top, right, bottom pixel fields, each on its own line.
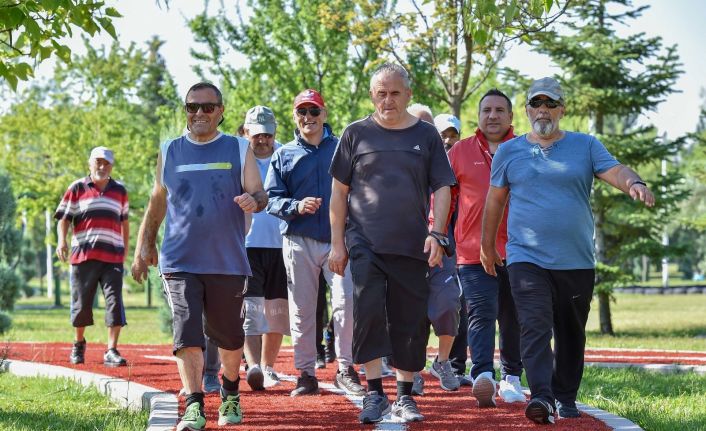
left=370, top=63, right=411, bottom=91
left=408, top=103, right=432, bottom=118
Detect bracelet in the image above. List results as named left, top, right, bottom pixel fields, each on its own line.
left=630, top=180, right=647, bottom=188
left=429, top=230, right=448, bottom=238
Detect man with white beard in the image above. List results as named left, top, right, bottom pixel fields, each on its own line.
left=480, top=77, right=655, bottom=425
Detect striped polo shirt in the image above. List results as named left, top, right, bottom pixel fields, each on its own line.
left=54, top=176, right=129, bottom=265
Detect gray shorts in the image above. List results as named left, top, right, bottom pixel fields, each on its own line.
left=243, top=297, right=290, bottom=336
left=427, top=253, right=461, bottom=336
left=161, top=272, right=246, bottom=354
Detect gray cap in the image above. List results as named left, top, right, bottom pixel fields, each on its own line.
left=244, top=105, right=277, bottom=135
left=89, top=146, right=114, bottom=164
left=527, top=77, right=564, bottom=102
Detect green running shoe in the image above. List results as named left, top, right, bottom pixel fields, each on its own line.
left=176, top=402, right=206, bottom=431
left=218, top=393, right=243, bottom=425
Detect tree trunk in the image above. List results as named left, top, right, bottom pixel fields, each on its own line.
left=598, top=290, right=614, bottom=335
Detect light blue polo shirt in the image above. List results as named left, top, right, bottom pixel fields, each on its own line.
left=490, top=132, right=619, bottom=270
left=246, top=143, right=284, bottom=248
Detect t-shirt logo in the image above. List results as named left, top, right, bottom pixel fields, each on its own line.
left=413, top=145, right=421, bottom=150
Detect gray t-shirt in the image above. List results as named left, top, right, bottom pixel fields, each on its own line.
left=490, top=131, right=619, bottom=270
left=330, top=116, right=456, bottom=261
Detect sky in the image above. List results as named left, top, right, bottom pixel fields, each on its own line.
left=35, top=0, right=706, bottom=139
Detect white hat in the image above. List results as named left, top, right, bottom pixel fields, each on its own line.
left=434, top=114, right=461, bottom=135
left=89, top=147, right=114, bottom=164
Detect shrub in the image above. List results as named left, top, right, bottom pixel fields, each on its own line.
left=0, top=311, right=12, bottom=334
left=0, top=266, right=22, bottom=311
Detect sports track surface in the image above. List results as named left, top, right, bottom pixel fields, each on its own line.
left=5, top=342, right=706, bottom=430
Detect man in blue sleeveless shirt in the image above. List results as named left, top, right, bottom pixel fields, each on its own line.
left=481, top=77, right=655, bottom=425
left=132, top=82, right=267, bottom=430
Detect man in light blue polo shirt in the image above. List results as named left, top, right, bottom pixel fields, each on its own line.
left=480, top=77, right=655, bottom=425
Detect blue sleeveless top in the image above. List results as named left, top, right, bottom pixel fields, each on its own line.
left=159, top=132, right=251, bottom=276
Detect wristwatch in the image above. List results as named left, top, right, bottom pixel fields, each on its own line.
left=428, top=231, right=454, bottom=257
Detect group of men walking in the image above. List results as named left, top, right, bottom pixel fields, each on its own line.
left=57, top=63, right=654, bottom=430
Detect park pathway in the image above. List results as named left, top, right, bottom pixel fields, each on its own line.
left=4, top=342, right=704, bottom=430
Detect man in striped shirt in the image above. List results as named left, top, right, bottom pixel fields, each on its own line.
left=55, top=146, right=130, bottom=367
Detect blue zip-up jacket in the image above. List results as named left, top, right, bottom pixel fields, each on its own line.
left=265, top=124, right=337, bottom=243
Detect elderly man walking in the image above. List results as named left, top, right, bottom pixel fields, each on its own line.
left=56, top=146, right=129, bottom=368
left=265, top=89, right=363, bottom=398
left=131, top=82, right=267, bottom=430
left=329, top=63, right=456, bottom=424
left=481, top=77, right=655, bottom=424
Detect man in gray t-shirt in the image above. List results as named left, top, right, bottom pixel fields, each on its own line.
left=481, top=77, right=655, bottom=425
left=329, top=63, right=456, bottom=424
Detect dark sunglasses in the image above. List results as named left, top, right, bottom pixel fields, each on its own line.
left=185, top=102, right=221, bottom=114
left=296, top=107, right=322, bottom=117
left=527, top=99, right=562, bottom=109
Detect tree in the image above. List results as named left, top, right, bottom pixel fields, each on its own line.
left=0, top=0, right=120, bottom=89
left=0, top=171, right=23, bottom=311
left=320, top=0, right=569, bottom=120
left=534, top=0, right=686, bottom=334
left=188, top=0, right=382, bottom=138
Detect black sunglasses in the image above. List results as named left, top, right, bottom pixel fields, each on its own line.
left=527, top=99, right=562, bottom=109
left=185, top=102, right=221, bottom=114
left=296, top=107, right=322, bottom=117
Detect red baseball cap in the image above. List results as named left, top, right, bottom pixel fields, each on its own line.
left=293, top=89, right=326, bottom=109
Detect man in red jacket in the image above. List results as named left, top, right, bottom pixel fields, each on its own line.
left=448, top=89, right=526, bottom=407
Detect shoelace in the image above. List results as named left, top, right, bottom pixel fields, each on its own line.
left=399, top=397, right=419, bottom=413
left=363, top=395, right=382, bottom=409
left=222, top=397, right=240, bottom=415
left=183, top=403, right=202, bottom=420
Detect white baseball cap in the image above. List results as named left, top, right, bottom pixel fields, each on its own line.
left=89, top=146, right=114, bottom=164
left=434, top=114, right=461, bottom=135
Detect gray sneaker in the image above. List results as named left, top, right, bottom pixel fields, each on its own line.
left=391, top=395, right=424, bottom=422
left=411, top=372, right=424, bottom=396
left=472, top=371, right=497, bottom=407
left=246, top=365, right=265, bottom=391
left=359, top=391, right=390, bottom=423
left=335, top=366, right=366, bottom=396
left=456, top=373, right=472, bottom=387
left=203, top=374, right=221, bottom=394
left=430, top=358, right=460, bottom=391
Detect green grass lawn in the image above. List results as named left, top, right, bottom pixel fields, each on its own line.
left=579, top=367, right=706, bottom=431
left=0, top=373, right=148, bottom=431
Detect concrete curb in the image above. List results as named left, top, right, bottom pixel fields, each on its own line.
left=577, top=401, right=643, bottom=430
left=1, top=359, right=177, bottom=431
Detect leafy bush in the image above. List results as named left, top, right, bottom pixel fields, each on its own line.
left=0, top=266, right=22, bottom=311
left=0, top=311, right=12, bottom=334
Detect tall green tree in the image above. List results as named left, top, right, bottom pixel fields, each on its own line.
left=188, top=0, right=383, bottom=138
left=321, top=0, right=569, bottom=121
left=0, top=0, right=120, bottom=89
left=534, top=0, right=686, bottom=334
left=0, top=171, right=23, bottom=311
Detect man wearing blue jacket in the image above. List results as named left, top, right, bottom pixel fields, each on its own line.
left=265, top=89, right=363, bottom=397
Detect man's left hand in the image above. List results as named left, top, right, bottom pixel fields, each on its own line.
left=629, top=183, right=655, bottom=207
left=424, top=235, right=443, bottom=268
left=234, top=193, right=257, bottom=213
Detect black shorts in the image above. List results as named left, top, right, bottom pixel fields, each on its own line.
left=70, top=260, right=126, bottom=328
left=349, top=245, right=429, bottom=372
left=161, top=272, right=246, bottom=354
left=245, top=248, right=287, bottom=299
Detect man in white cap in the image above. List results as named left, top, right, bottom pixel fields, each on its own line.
left=481, top=77, right=655, bottom=424
left=55, top=146, right=130, bottom=368
left=434, top=114, right=461, bottom=151
left=241, top=105, right=290, bottom=391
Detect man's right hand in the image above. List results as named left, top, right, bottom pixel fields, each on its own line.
left=480, top=243, right=503, bottom=276
left=297, top=197, right=322, bottom=215
left=131, top=246, right=158, bottom=283
left=328, top=243, right=349, bottom=276
left=56, top=240, right=68, bottom=263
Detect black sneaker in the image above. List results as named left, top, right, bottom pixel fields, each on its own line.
left=556, top=400, right=581, bottom=418
left=103, top=348, right=127, bottom=367
left=359, top=391, right=390, bottom=424
left=334, top=366, right=366, bottom=396
left=70, top=339, right=86, bottom=364
left=324, top=330, right=336, bottom=363
left=525, top=398, right=556, bottom=424
left=290, top=371, right=319, bottom=396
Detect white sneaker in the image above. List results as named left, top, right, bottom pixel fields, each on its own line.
left=499, top=376, right=526, bottom=403
left=472, top=371, right=497, bottom=407
left=263, top=366, right=281, bottom=388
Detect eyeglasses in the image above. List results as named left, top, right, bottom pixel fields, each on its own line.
left=295, top=107, right=322, bottom=117
left=527, top=99, right=562, bottom=109
left=185, top=102, right=221, bottom=114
